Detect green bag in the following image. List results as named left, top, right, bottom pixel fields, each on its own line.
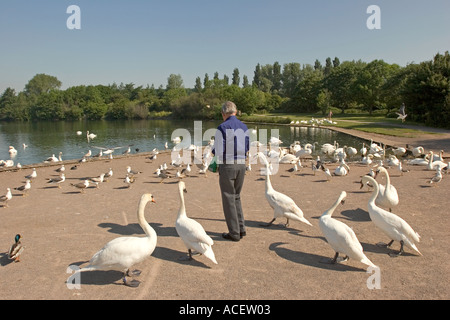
left=208, top=156, right=217, bottom=172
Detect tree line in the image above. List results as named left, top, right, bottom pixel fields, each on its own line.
left=0, top=51, right=449, bottom=128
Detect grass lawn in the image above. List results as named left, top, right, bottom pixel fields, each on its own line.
left=256, top=112, right=440, bottom=138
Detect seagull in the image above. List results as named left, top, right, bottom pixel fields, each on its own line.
left=126, top=166, right=142, bottom=175
left=14, top=180, right=32, bottom=196
left=90, top=173, right=105, bottom=188
left=71, top=180, right=89, bottom=193
left=0, top=188, right=13, bottom=207
left=47, top=173, right=66, bottom=188
left=124, top=174, right=136, bottom=188
left=104, top=168, right=113, bottom=180
left=92, top=146, right=126, bottom=159
left=25, top=168, right=37, bottom=180
left=429, top=167, right=443, bottom=186
left=396, top=103, right=407, bottom=123
left=55, top=165, right=65, bottom=173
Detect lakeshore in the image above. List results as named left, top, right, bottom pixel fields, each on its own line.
left=0, top=127, right=449, bottom=300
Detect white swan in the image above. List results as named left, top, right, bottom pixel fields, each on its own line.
left=374, top=167, right=399, bottom=212
left=334, top=162, right=350, bottom=176
left=427, top=151, right=447, bottom=171
left=76, top=193, right=157, bottom=287
left=256, top=152, right=312, bottom=228
left=360, top=176, right=421, bottom=257
left=295, top=143, right=313, bottom=158
left=319, top=191, right=376, bottom=268
left=175, top=181, right=217, bottom=264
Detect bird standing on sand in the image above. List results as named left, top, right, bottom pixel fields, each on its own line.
left=25, top=168, right=37, bottom=180
left=47, top=173, right=66, bottom=188
left=0, top=188, right=13, bottom=207
left=9, top=234, right=24, bottom=262
left=71, top=180, right=89, bottom=193
left=15, top=180, right=31, bottom=196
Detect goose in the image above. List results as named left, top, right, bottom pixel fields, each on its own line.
left=75, top=193, right=157, bottom=287
left=47, top=173, right=66, bottom=189
left=175, top=181, right=217, bottom=264
left=0, top=188, right=12, bottom=207
left=319, top=191, right=376, bottom=268
left=256, top=152, right=312, bottom=228
left=427, top=151, right=447, bottom=171
left=8, top=234, right=25, bottom=262
left=373, top=167, right=399, bottom=212
left=360, top=176, right=421, bottom=257
left=15, top=179, right=31, bottom=196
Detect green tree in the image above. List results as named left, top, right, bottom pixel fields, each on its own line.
left=25, top=74, right=62, bottom=97
left=232, top=68, right=240, bottom=86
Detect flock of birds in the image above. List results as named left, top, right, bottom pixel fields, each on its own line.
left=2, top=131, right=448, bottom=288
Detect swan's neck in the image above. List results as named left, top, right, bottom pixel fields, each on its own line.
left=368, top=180, right=379, bottom=205
left=137, top=198, right=155, bottom=238
left=262, top=160, right=274, bottom=192
left=321, top=195, right=343, bottom=218
left=177, top=186, right=187, bottom=219
left=383, top=170, right=391, bottom=187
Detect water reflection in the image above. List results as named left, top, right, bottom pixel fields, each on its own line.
left=0, top=120, right=369, bottom=166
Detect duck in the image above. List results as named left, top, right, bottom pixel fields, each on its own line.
left=75, top=193, right=157, bottom=287
left=256, top=152, right=312, bottom=228
left=0, top=188, right=13, bottom=207
left=175, top=181, right=217, bottom=264
left=319, top=191, right=376, bottom=268
left=374, top=167, right=399, bottom=212
left=8, top=234, right=25, bottom=262
left=360, top=176, right=421, bottom=257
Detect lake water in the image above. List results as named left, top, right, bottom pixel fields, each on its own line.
left=0, top=119, right=369, bottom=166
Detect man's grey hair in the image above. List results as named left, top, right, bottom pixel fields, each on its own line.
left=222, top=101, right=237, bottom=115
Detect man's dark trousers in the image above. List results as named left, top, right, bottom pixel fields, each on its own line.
left=218, top=164, right=247, bottom=240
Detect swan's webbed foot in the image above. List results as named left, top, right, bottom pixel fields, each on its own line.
left=284, top=218, right=290, bottom=228
left=178, top=249, right=199, bottom=261
left=126, top=269, right=142, bottom=277
left=260, top=218, right=276, bottom=227
left=123, top=277, right=141, bottom=287
left=376, top=239, right=394, bottom=248
left=320, top=252, right=339, bottom=264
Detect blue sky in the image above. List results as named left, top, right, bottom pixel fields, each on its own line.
left=1, top=0, right=449, bottom=93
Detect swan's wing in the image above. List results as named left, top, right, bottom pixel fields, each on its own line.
left=267, top=191, right=300, bottom=213
left=176, top=218, right=214, bottom=246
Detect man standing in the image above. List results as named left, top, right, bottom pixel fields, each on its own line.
left=213, top=101, right=249, bottom=242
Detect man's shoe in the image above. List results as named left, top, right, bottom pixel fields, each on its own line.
left=222, top=233, right=240, bottom=242
left=240, top=231, right=246, bottom=238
